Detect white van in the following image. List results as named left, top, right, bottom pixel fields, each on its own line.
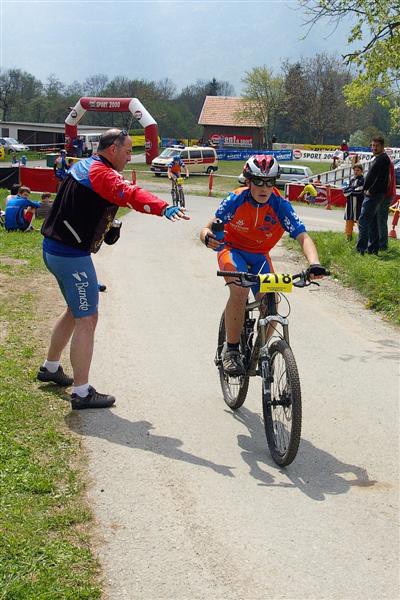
left=151, top=146, right=218, bottom=175
left=80, top=132, right=103, bottom=156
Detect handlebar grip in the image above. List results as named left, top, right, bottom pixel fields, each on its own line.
left=217, top=270, right=241, bottom=277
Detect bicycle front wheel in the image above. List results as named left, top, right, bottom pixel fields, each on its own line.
left=217, top=312, right=249, bottom=410
left=262, top=339, right=302, bottom=466
left=178, top=187, right=185, bottom=208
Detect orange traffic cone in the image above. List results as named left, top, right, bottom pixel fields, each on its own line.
left=208, top=172, right=213, bottom=197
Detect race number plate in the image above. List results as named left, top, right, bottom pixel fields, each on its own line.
left=259, top=273, right=293, bottom=293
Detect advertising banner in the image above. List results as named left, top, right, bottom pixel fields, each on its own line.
left=292, top=149, right=374, bottom=162
left=217, top=149, right=293, bottom=161
left=286, top=183, right=346, bottom=207
left=209, top=134, right=253, bottom=148
left=20, top=167, right=58, bottom=193
left=132, top=135, right=161, bottom=147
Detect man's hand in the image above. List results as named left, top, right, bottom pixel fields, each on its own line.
left=164, top=206, right=190, bottom=221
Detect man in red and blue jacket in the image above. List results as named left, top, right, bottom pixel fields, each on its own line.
left=38, top=128, right=189, bottom=409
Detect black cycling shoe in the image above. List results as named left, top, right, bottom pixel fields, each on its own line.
left=37, top=365, right=73, bottom=387
left=70, top=386, right=116, bottom=410
left=222, top=349, right=245, bottom=376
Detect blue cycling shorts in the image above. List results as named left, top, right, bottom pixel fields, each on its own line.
left=43, top=251, right=99, bottom=318
left=218, top=246, right=273, bottom=295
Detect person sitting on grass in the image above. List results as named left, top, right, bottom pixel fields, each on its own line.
left=5, top=183, right=21, bottom=208
left=4, top=186, right=41, bottom=232
left=297, top=179, right=318, bottom=204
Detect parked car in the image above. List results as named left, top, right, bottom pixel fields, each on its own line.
left=151, top=146, right=218, bottom=175
left=238, top=163, right=313, bottom=187
left=0, top=137, right=30, bottom=153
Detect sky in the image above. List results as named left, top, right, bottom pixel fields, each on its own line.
left=0, top=0, right=353, bottom=94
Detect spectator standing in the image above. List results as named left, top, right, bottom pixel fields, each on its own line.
left=377, top=158, right=397, bottom=251
left=53, top=149, right=69, bottom=190
left=343, top=163, right=364, bottom=241
left=356, top=136, right=390, bottom=255
left=37, top=128, right=189, bottom=410
left=340, top=139, right=349, bottom=159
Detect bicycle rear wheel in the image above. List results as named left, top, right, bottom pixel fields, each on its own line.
left=217, top=312, right=249, bottom=410
left=262, top=339, right=302, bottom=466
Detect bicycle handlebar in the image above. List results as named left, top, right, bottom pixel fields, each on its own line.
left=216, top=268, right=330, bottom=288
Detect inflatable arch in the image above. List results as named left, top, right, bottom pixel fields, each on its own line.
left=65, top=97, right=159, bottom=164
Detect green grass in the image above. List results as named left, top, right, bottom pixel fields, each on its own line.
left=0, top=190, right=101, bottom=598
left=285, top=232, right=400, bottom=324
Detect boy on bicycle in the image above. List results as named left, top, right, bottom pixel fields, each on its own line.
left=200, top=154, right=326, bottom=376
left=167, top=154, right=189, bottom=186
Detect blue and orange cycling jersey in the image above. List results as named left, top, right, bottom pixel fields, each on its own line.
left=215, top=187, right=306, bottom=253
left=167, top=158, right=185, bottom=176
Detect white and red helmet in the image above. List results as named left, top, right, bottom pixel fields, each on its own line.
left=243, top=154, right=280, bottom=180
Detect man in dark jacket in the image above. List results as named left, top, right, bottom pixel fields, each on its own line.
left=37, top=128, right=189, bottom=410
left=356, top=136, right=390, bottom=255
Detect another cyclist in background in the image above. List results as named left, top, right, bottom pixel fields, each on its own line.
left=167, top=154, right=189, bottom=186
left=200, top=154, right=326, bottom=376
left=297, top=179, right=318, bottom=204
left=340, top=139, right=350, bottom=160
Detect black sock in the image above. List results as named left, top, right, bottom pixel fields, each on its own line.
left=227, top=342, right=240, bottom=351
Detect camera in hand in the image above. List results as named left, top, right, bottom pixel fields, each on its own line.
left=104, top=218, right=122, bottom=245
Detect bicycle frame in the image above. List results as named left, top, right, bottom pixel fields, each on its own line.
left=243, top=295, right=290, bottom=377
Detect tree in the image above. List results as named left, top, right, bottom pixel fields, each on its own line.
left=240, top=66, right=285, bottom=148
left=83, top=74, right=109, bottom=96
left=300, top=0, right=400, bottom=131
left=0, top=69, right=42, bottom=121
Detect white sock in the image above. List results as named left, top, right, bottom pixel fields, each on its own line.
left=72, top=383, right=90, bottom=398
left=43, top=360, right=60, bottom=373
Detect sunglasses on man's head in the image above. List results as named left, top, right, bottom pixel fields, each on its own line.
left=101, top=129, right=129, bottom=149
left=251, top=177, right=276, bottom=188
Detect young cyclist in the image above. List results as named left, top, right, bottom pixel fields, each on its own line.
left=167, top=154, right=189, bottom=187
left=200, top=154, right=327, bottom=376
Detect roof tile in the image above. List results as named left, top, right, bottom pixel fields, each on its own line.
left=198, top=96, right=262, bottom=127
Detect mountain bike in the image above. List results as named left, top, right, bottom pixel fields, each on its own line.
left=214, top=268, right=329, bottom=466
left=171, top=176, right=185, bottom=208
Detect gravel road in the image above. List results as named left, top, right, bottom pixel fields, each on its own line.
left=68, top=195, right=399, bottom=600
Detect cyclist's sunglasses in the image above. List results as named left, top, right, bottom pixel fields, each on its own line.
left=251, top=177, right=276, bottom=188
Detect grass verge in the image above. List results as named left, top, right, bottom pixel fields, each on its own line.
left=0, top=190, right=101, bottom=598
left=285, top=232, right=400, bottom=324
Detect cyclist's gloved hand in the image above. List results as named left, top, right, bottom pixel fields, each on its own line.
left=164, top=206, right=189, bottom=221
left=308, top=264, right=328, bottom=277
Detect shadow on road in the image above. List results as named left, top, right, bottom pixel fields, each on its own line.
left=65, top=409, right=235, bottom=478
left=232, top=406, right=376, bottom=500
